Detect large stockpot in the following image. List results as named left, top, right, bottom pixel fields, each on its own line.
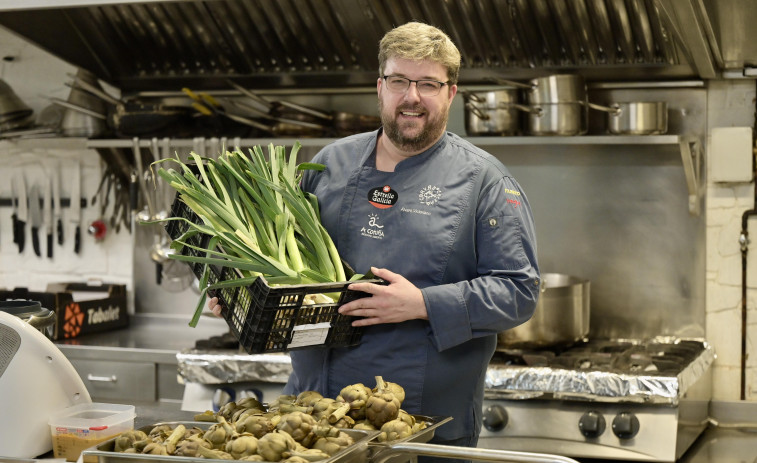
left=493, top=74, right=587, bottom=104
left=462, top=88, right=521, bottom=136
left=497, top=273, right=590, bottom=349
left=588, top=101, right=668, bottom=135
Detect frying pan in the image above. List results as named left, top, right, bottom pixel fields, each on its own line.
left=183, top=87, right=327, bottom=138
left=228, top=80, right=381, bottom=136
left=67, top=74, right=194, bottom=137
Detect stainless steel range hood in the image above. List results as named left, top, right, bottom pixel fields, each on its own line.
left=0, top=0, right=746, bottom=92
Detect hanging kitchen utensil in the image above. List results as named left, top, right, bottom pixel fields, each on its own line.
left=70, top=160, right=82, bottom=254
left=43, top=176, right=53, bottom=258
left=52, top=165, right=63, bottom=245
left=29, top=184, right=42, bottom=257
left=11, top=175, right=27, bottom=253
left=587, top=101, right=668, bottom=135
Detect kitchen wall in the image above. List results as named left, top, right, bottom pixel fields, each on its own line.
left=1, top=27, right=755, bottom=401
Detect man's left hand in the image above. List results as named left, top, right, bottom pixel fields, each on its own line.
left=338, top=266, right=427, bottom=326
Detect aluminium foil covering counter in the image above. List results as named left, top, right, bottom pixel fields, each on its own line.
left=484, top=340, right=716, bottom=404
left=177, top=349, right=293, bottom=385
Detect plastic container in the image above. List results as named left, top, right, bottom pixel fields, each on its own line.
left=48, top=403, right=135, bottom=462
left=165, top=197, right=385, bottom=354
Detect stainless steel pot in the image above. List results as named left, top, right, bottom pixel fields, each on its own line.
left=0, top=300, right=56, bottom=339
left=462, top=88, right=521, bottom=136
left=497, top=273, right=590, bottom=349
left=493, top=74, right=587, bottom=104
left=524, top=102, right=588, bottom=136
left=588, top=101, right=668, bottom=135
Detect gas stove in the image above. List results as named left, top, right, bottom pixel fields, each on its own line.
left=478, top=337, right=715, bottom=462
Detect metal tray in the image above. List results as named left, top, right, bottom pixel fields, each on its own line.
left=81, top=421, right=379, bottom=463
left=367, top=415, right=453, bottom=463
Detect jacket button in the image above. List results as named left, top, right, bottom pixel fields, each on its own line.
left=489, top=218, right=497, bottom=227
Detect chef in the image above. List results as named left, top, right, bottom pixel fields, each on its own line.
left=211, top=21, right=540, bottom=453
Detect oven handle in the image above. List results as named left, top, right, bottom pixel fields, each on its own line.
left=372, top=442, right=581, bottom=463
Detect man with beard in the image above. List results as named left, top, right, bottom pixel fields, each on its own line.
left=210, top=21, right=539, bottom=451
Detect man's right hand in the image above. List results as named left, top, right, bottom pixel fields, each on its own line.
left=208, top=296, right=223, bottom=317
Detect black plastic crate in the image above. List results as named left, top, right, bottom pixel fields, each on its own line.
left=165, top=195, right=383, bottom=353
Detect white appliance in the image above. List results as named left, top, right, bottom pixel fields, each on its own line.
left=0, top=311, right=91, bottom=458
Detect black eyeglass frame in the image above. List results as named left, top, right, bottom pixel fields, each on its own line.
left=381, top=75, right=450, bottom=95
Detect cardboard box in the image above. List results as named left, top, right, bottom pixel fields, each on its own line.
left=0, top=282, right=128, bottom=340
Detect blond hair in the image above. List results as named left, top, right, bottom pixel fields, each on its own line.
left=378, top=22, right=461, bottom=85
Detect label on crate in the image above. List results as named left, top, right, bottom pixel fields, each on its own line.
left=288, top=322, right=331, bottom=348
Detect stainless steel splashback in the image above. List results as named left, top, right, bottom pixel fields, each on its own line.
left=0, top=0, right=738, bottom=92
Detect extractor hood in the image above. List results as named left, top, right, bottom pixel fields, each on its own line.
left=0, top=0, right=745, bottom=93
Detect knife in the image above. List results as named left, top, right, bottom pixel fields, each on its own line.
left=70, top=160, right=82, bottom=254
left=29, top=184, right=42, bottom=257
left=52, top=166, right=63, bottom=245
left=12, top=175, right=28, bottom=253
left=43, top=176, right=53, bottom=258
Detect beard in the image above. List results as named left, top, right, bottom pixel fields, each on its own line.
left=378, top=98, right=449, bottom=153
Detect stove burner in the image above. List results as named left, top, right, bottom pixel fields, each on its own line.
left=491, top=338, right=706, bottom=375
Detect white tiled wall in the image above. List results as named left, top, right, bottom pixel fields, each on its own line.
left=706, top=80, right=757, bottom=400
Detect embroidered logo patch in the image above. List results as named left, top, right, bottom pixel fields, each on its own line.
left=360, top=213, right=385, bottom=240
left=418, top=185, right=442, bottom=206
left=368, top=185, right=398, bottom=209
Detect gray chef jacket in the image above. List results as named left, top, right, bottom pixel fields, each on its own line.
left=284, top=129, right=540, bottom=443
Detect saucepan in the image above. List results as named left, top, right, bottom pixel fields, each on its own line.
left=462, top=88, right=522, bottom=136
left=491, top=74, right=588, bottom=104
left=587, top=101, right=668, bottom=135
left=497, top=273, right=590, bottom=349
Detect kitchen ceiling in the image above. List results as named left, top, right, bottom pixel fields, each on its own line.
left=0, top=0, right=744, bottom=93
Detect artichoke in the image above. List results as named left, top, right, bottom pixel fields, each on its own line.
left=295, top=390, right=323, bottom=407
left=277, top=411, right=317, bottom=443
left=113, top=430, right=148, bottom=452
left=374, top=379, right=405, bottom=405
left=194, top=410, right=218, bottom=422
left=365, top=376, right=400, bottom=428
left=197, top=445, right=235, bottom=460
left=148, top=424, right=173, bottom=441
left=257, top=431, right=298, bottom=461
left=377, top=419, right=413, bottom=442
left=332, top=383, right=371, bottom=423
left=311, top=431, right=354, bottom=456
left=283, top=448, right=331, bottom=462
left=225, top=433, right=259, bottom=459
left=142, top=442, right=169, bottom=455
left=204, top=416, right=236, bottom=449
left=175, top=435, right=211, bottom=457
left=353, top=420, right=377, bottom=431
left=396, top=409, right=416, bottom=427
left=236, top=413, right=276, bottom=438
left=162, top=424, right=186, bottom=454
left=311, top=398, right=339, bottom=421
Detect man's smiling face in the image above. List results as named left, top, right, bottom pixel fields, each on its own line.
left=377, top=57, right=457, bottom=154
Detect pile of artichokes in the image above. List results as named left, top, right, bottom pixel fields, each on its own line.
left=111, top=376, right=428, bottom=460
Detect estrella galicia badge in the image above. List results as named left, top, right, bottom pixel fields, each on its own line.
left=368, top=185, right=398, bottom=209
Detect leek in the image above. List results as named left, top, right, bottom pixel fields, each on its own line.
left=151, top=142, right=359, bottom=327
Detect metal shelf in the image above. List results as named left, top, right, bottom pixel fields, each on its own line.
left=0, top=134, right=703, bottom=215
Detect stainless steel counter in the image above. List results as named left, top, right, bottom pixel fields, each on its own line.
left=53, top=313, right=231, bottom=363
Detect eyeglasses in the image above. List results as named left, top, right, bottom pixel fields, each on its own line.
left=382, top=75, right=449, bottom=96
